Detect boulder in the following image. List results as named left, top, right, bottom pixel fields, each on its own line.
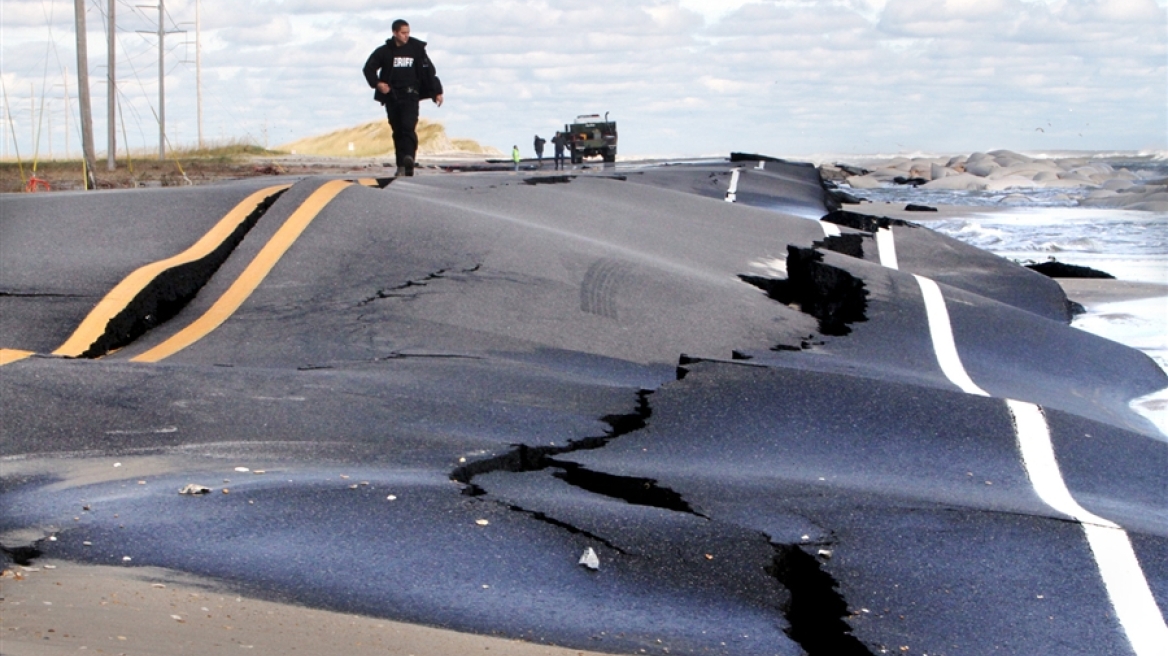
left=1086, top=189, right=1118, bottom=198
left=845, top=174, right=884, bottom=189
left=929, top=163, right=954, bottom=181
left=1036, top=178, right=1093, bottom=189
left=1101, top=179, right=1135, bottom=191
left=1127, top=201, right=1168, bottom=211
left=872, top=167, right=907, bottom=181
left=986, top=176, right=1042, bottom=191
left=964, top=160, right=1001, bottom=177
left=921, top=173, right=988, bottom=191
left=1057, top=171, right=1096, bottom=184
left=988, top=149, right=1030, bottom=161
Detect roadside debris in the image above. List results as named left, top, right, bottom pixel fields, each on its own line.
left=178, top=484, right=211, bottom=495
left=579, top=547, right=600, bottom=570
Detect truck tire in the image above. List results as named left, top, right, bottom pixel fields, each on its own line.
left=571, top=151, right=582, bottom=164
left=603, top=150, right=616, bottom=163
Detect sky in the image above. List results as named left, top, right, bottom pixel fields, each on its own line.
left=1, top=0, right=1165, bottom=160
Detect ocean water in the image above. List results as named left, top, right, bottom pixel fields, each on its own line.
left=851, top=187, right=1168, bottom=438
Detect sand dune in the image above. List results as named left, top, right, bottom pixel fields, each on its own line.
left=280, top=119, right=500, bottom=159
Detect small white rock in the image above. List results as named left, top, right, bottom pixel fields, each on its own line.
left=579, top=547, right=600, bottom=570
left=234, top=467, right=250, bottom=473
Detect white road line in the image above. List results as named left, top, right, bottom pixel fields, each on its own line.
left=1008, top=399, right=1168, bottom=656
left=913, top=274, right=990, bottom=397
left=725, top=168, right=740, bottom=203
left=819, top=220, right=841, bottom=237
left=875, top=227, right=899, bottom=270
left=894, top=224, right=1166, bottom=652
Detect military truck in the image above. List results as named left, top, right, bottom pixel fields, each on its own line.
left=563, top=113, right=617, bottom=164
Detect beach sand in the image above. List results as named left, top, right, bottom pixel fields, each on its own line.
left=1, top=562, right=618, bottom=656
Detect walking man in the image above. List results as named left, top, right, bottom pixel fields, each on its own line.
left=552, top=132, right=566, bottom=170
left=533, top=135, right=546, bottom=168
left=363, top=20, right=443, bottom=176
left=512, top=145, right=521, bottom=171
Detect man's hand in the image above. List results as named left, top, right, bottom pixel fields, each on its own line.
left=376, top=82, right=390, bottom=94
left=434, top=94, right=444, bottom=107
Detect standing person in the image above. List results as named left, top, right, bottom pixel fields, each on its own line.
left=533, top=135, right=546, bottom=168
left=552, top=133, right=566, bottom=171
left=512, top=145, right=521, bottom=172
left=363, top=20, right=444, bottom=177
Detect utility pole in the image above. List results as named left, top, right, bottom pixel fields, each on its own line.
left=195, top=0, right=203, bottom=149
left=138, top=2, right=181, bottom=160
left=107, top=0, right=116, bottom=170
left=158, top=0, right=165, bottom=160
left=137, top=4, right=181, bottom=159
left=62, top=67, right=71, bottom=159
left=73, top=0, right=97, bottom=188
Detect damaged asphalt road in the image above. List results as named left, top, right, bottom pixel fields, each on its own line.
left=1, top=159, right=1165, bottom=656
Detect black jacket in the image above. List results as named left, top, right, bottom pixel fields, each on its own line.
left=362, top=37, right=443, bottom=104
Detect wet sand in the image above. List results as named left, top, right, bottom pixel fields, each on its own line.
left=1, top=562, right=619, bottom=656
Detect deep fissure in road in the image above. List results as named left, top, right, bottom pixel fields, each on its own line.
left=451, top=389, right=653, bottom=492
left=740, top=245, right=869, bottom=336
left=77, top=188, right=288, bottom=358
left=822, top=209, right=914, bottom=233
left=768, top=543, right=874, bottom=656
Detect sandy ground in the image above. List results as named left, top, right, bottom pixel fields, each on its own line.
left=1, top=562, right=621, bottom=656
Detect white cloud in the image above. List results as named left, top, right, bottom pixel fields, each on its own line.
left=0, top=0, right=1163, bottom=161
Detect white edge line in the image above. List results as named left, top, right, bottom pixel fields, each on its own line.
left=725, top=168, right=741, bottom=203
left=876, top=227, right=899, bottom=270
left=913, top=274, right=990, bottom=397
left=1008, top=399, right=1168, bottom=655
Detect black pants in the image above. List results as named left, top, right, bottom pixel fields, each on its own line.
left=386, top=98, right=419, bottom=167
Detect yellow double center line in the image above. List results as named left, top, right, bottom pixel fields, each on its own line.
left=0, top=349, right=35, bottom=366
left=52, top=184, right=292, bottom=358
left=1, top=179, right=354, bottom=368
left=131, top=179, right=352, bottom=362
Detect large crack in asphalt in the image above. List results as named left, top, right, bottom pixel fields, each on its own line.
left=0, top=542, right=43, bottom=567
left=822, top=209, right=915, bottom=233
left=768, top=543, right=874, bottom=656
left=450, top=389, right=656, bottom=495
left=76, top=187, right=288, bottom=358
left=451, top=388, right=704, bottom=519
left=739, top=245, right=869, bottom=337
